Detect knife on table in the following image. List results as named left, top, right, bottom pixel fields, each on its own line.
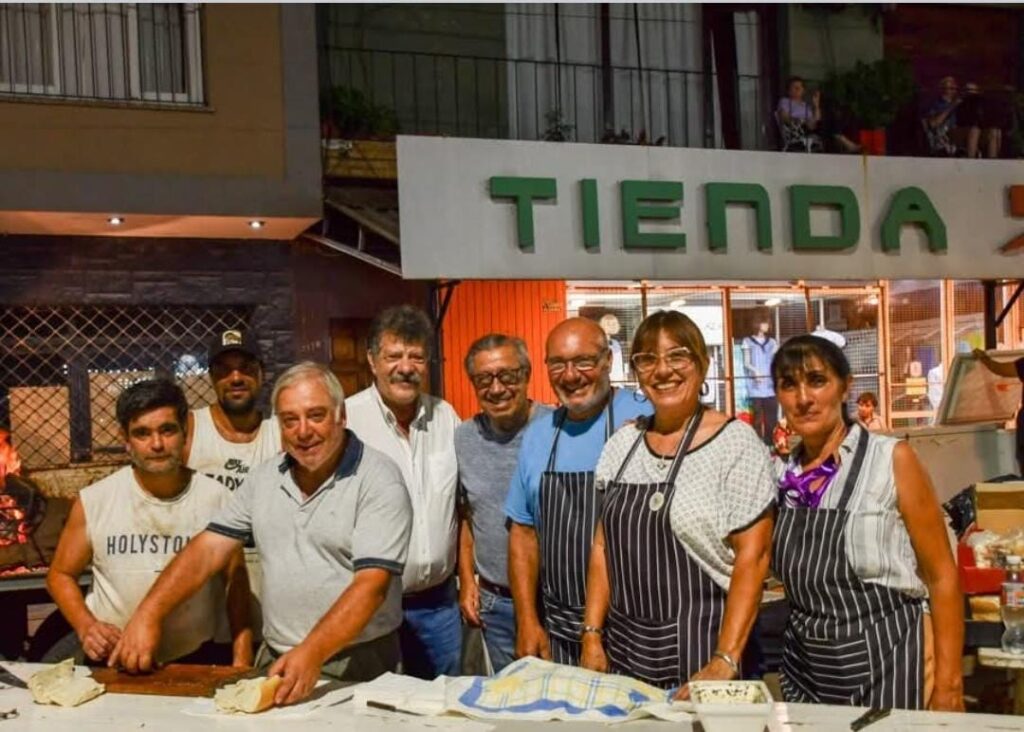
left=0, top=666, right=27, bottom=690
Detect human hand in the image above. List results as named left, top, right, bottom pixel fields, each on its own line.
left=267, top=643, right=325, bottom=706
left=107, top=612, right=161, bottom=673
left=928, top=684, right=965, bottom=712
left=78, top=619, right=121, bottom=662
left=459, top=576, right=481, bottom=627
left=673, top=656, right=737, bottom=701
left=812, top=90, right=821, bottom=107
left=579, top=634, right=609, bottom=673
left=514, top=620, right=551, bottom=660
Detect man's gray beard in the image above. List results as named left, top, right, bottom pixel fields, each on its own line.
left=221, top=396, right=256, bottom=416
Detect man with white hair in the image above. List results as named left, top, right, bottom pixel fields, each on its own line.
left=110, top=362, right=412, bottom=707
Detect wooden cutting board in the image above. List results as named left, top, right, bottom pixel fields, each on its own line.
left=91, top=664, right=255, bottom=697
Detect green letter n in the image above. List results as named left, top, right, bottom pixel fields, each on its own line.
left=705, top=183, right=772, bottom=252
left=489, top=176, right=557, bottom=251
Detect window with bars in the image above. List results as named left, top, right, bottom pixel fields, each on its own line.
left=0, top=3, right=203, bottom=104
left=0, top=304, right=251, bottom=469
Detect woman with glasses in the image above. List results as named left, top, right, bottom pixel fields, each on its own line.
left=580, top=310, right=775, bottom=695
left=770, top=335, right=963, bottom=711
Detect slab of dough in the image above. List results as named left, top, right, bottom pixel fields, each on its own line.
left=29, top=659, right=105, bottom=707
left=214, top=676, right=281, bottom=714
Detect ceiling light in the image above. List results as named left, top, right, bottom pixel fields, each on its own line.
left=568, top=297, right=587, bottom=310
left=107, top=216, right=124, bottom=226
left=248, top=220, right=265, bottom=229
left=669, top=298, right=687, bottom=309
left=866, top=295, right=879, bottom=306
left=764, top=297, right=782, bottom=307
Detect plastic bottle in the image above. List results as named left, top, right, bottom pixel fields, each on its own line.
left=1001, top=555, right=1024, bottom=654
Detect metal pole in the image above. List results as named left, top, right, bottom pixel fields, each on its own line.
left=983, top=279, right=998, bottom=349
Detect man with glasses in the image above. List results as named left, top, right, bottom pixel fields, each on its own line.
left=505, top=317, right=651, bottom=665
left=345, top=305, right=463, bottom=679
left=185, top=330, right=281, bottom=491
left=455, top=334, right=552, bottom=672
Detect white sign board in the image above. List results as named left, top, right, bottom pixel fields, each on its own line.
left=397, top=136, right=1024, bottom=280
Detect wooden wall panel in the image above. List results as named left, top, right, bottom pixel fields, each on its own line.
left=441, top=280, right=566, bottom=419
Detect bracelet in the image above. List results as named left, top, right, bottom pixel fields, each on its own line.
left=581, top=625, right=604, bottom=637
left=712, top=650, right=740, bottom=676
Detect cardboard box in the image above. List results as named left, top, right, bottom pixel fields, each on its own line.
left=958, top=481, right=1024, bottom=595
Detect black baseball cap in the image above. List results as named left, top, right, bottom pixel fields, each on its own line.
left=208, top=329, right=263, bottom=365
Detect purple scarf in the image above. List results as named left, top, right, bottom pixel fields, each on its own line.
left=779, top=457, right=840, bottom=508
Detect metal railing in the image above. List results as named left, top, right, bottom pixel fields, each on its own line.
left=322, top=46, right=769, bottom=150
left=0, top=3, right=204, bottom=105
left=0, top=304, right=251, bottom=469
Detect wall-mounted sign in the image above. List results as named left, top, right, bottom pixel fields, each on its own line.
left=397, top=136, right=1023, bottom=280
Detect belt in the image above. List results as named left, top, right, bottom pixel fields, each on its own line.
left=478, top=577, right=513, bottom=599
left=402, top=575, right=456, bottom=609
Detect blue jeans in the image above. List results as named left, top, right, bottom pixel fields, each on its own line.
left=479, top=587, right=516, bottom=673
left=401, top=577, right=463, bottom=678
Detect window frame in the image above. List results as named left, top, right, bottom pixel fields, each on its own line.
left=0, top=4, right=60, bottom=96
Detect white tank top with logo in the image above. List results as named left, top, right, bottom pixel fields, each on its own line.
left=80, top=467, right=229, bottom=662
left=187, top=406, right=281, bottom=491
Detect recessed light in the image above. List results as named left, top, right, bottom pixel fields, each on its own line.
left=764, top=297, right=782, bottom=307
left=248, top=220, right=265, bottom=229
left=108, top=216, right=124, bottom=226
left=669, top=299, right=687, bottom=309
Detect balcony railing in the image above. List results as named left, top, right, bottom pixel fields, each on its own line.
left=322, top=46, right=769, bottom=150
left=0, top=3, right=203, bottom=105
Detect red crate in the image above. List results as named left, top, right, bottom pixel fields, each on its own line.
left=958, top=531, right=1007, bottom=595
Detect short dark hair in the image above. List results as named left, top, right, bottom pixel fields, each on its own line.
left=464, top=333, right=531, bottom=377
left=631, top=310, right=710, bottom=375
left=857, top=391, right=878, bottom=408
left=786, top=76, right=805, bottom=89
left=115, top=379, right=189, bottom=432
left=771, top=334, right=853, bottom=423
left=368, top=305, right=434, bottom=356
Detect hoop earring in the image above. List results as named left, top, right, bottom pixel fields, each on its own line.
left=700, top=382, right=710, bottom=397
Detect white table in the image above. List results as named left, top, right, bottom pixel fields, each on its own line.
left=2, top=663, right=1024, bottom=731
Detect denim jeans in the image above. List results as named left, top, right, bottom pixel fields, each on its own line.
left=401, top=577, right=463, bottom=678
left=479, top=587, right=517, bottom=673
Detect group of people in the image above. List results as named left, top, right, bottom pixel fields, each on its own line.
left=776, top=76, right=861, bottom=154
left=923, top=75, right=1008, bottom=159
left=43, top=303, right=966, bottom=711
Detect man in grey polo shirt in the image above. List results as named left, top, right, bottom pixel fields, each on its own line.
left=109, top=362, right=412, bottom=707
left=456, top=334, right=551, bottom=672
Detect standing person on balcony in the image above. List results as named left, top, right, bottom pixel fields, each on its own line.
left=455, top=334, right=553, bottom=673
left=184, top=330, right=281, bottom=492
left=345, top=305, right=463, bottom=679
left=47, top=380, right=252, bottom=666
left=505, top=318, right=651, bottom=666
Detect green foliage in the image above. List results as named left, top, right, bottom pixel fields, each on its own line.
left=826, top=58, right=915, bottom=129
left=323, top=86, right=398, bottom=140
left=542, top=109, right=574, bottom=142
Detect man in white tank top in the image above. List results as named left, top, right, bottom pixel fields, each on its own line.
left=184, top=330, right=281, bottom=491
left=46, top=380, right=253, bottom=666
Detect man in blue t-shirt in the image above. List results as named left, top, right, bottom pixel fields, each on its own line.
left=505, top=317, right=651, bottom=666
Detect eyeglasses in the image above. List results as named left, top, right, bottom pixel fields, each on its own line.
left=545, top=352, right=606, bottom=375
left=630, top=348, right=697, bottom=375
left=470, top=368, right=525, bottom=389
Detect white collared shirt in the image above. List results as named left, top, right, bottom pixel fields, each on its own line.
left=345, top=384, right=461, bottom=592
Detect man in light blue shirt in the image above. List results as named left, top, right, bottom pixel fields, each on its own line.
left=505, top=317, right=651, bottom=666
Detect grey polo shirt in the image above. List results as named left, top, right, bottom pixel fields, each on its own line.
left=207, top=430, right=411, bottom=654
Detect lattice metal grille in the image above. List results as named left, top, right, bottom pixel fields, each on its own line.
left=0, top=305, right=251, bottom=469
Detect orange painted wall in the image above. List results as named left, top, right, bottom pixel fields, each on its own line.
left=441, top=280, right=566, bottom=419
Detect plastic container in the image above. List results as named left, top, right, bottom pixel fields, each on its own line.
left=1001, top=555, right=1024, bottom=654
left=689, top=680, right=773, bottom=732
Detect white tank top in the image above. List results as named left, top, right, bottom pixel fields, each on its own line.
left=80, top=467, right=229, bottom=662
left=187, top=406, right=281, bottom=491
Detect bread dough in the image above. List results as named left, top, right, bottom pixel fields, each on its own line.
left=214, top=676, right=281, bottom=714
left=29, top=659, right=105, bottom=708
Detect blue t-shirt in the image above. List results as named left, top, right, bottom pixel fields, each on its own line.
left=504, top=388, right=652, bottom=527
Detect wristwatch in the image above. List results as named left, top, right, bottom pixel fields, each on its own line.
left=581, top=625, right=604, bottom=638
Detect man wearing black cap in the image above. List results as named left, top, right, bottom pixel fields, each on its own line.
left=184, top=330, right=281, bottom=490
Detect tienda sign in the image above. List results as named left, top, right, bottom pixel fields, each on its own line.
left=489, top=178, right=946, bottom=254
left=397, top=136, right=1023, bottom=281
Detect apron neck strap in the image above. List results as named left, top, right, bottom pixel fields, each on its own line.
left=545, top=389, right=616, bottom=473
left=834, top=425, right=870, bottom=512
left=610, top=405, right=704, bottom=485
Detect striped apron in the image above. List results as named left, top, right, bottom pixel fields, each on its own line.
left=772, top=427, right=926, bottom=709
left=602, top=408, right=727, bottom=689
left=537, top=397, right=614, bottom=666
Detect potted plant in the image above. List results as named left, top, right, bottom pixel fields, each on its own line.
left=826, top=58, right=914, bottom=155
left=321, top=86, right=398, bottom=141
